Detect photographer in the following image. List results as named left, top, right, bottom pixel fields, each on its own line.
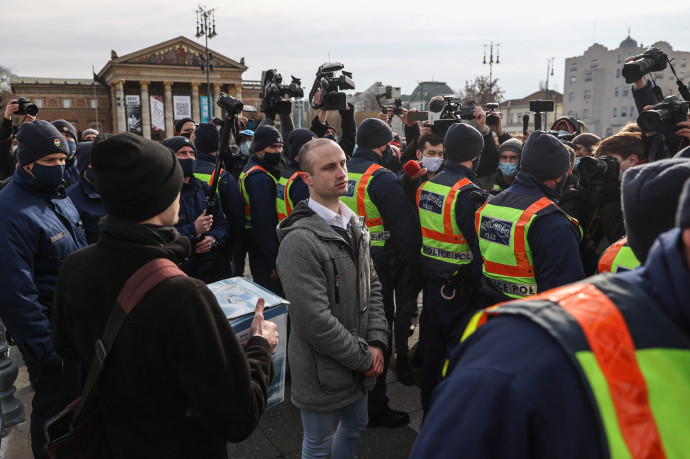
left=1, top=98, right=38, bottom=180
left=310, top=102, right=357, bottom=158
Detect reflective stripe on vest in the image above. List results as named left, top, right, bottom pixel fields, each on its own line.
left=239, top=165, right=276, bottom=230
left=341, top=164, right=388, bottom=247
left=598, top=236, right=641, bottom=274
left=417, top=178, right=475, bottom=266
left=194, top=168, right=226, bottom=196
left=276, top=171, right=300, bottom=221
left=458, top=278, right=690, bottom=458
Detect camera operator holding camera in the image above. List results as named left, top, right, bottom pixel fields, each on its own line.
left=1, top=97, right=38, bottom=181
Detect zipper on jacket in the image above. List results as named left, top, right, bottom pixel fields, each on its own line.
left=330, top=258, right=340, bottom=304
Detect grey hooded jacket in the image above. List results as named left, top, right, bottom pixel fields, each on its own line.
left=276, top=201, right=388, bottom=412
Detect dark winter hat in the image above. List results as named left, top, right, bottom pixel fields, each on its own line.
left=193, top=123, right=220, bottom=154
left=676, top=177, right=690, bottom=229
left=520, top=131, right=571, bottom=180
left=499, top=138, right=524, bottom=158
left=355, top=118, right=393, bottom=149
left=51, top=119, right=78, bottom=143
left=572, top=133, right=602, bottom=152
left=288, top=128, right=317, bottom=159
left=174, top=118, right=195, bottom=136
left=253, top=125, right=283, bottom=153
left=75, top=141, right=94, bottom=176
left=622, top=158, right=690, bottom=263
left=15, top=120, right=70, bottom=166
left=162, top=136, right=196, bottom=155
left=444, top=123, right=484, bottom=163
left=92, top=132, right=183, bottom=223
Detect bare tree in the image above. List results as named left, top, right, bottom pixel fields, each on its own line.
left=462, top=76, right=504, bottom=106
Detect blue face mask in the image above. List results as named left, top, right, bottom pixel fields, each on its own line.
left=31, top=163, right=65, bottom=190
left=264, top=152, right=282, bottom=166
left=66, top=139, right=77, bottom=156
left=325, top=133, right=337, bottom=142
left=498, top=161, right=518, bottom=177
left=178, top=158, right=196, bottom=177
left=241, top=141, right=251, bottom=157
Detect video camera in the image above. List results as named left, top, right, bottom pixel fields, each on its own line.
left=217, top=92, right=243, bottom=116
left=577, top=155, right=620, bottom=191
left=637, top=95, right=689, bottom=133
left=259, top=69, right=304, bottom=115
left=622, top=47, right=668, bottom=84
left=486, top=103, right=501, bottom=127
left=313, top=62, right=355, bottom=111
left=426, top=96, right=478, bottom=137
left=14, top=96, right=39, bottom=116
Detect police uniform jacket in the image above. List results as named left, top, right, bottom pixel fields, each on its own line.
left=67, top=175, right=105, bottom=244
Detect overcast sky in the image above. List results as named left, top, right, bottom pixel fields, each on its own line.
left=3, top=0, right=689, bottom=101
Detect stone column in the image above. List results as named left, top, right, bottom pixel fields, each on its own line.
left=213, top=83, right=222, bottom=119
left=112, top=80, right=125, bottom=133
left=109, top=81, right=118, bottom=133
left=164, top=81, right=174, bottom=138
left=140, top=81, right=151, bottom=139
left=233, top=83, right=243, bottom=100
left=191, top=82, right=201, bottom=122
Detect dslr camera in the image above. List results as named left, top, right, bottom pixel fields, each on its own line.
left=216, top=92, right=244, bottom=115
left=577, top=155, right=620, bottom=189
left=486, top=103, right=501, bottom=127
left=637, top=95, right=688, bottom=133
left=314, top=62, right=355, bottom=111
left=458, top=100, right=477, bottom=120
left=622, top=47, right=668, bottom=84
left=14, top=96, right=39, bottom=116
left=259, top=69, right=304, bottom=115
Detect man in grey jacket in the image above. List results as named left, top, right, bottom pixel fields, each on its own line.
left=276, top=139, right=389, bottom=459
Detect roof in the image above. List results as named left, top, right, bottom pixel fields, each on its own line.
left=410, top=81, right=455, bottom=102
left=620, top=35, right=638, bottom=48
left=11, top=75, right=95, bottom=86
left=501, top=89, right=563, bottom=107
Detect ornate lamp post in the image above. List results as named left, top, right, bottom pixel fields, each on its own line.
left=482, top=42, right=500, bottom=103
left=195, top=6, right=218, bottom=120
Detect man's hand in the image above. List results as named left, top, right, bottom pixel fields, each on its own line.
left=318, top=107, right=328, bottom=124
left=624, top=55, right=647, bottom=89
left=474, top=106, right=488, bottom=133
left=270, top=268, right=279, bottom=280
left=238, top=115, right=249, bottom=130
left=420, top=120, right=433, bottom=137
left=194, top=210, right=213, bottom=235
left=676, top=120, right=690, bottom=140
left=520, top=130, right=531, bottom=143
left=365, top=346, right=384, bottom=378
left=491, top=112, right=504, bottom=136
left=4, top=99, right=18, bottom=120
left=399, top=108, right=417, bottom=127
left=194, top=236, right=213, bottom=253
left=249, top=298, right=279, bottom=351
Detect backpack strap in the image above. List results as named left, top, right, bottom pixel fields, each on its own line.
left=72, top=258, right=186, bottom=422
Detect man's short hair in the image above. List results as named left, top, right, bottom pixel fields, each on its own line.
left=619, top=122, right=642, bottom=134
left=594, top=132, right=645, bottom=161
left=418, top=133, right=444, bottom=153
left=298, top=138, right=336, bottom=174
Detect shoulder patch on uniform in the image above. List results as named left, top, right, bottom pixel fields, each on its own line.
left=479, top=215, right=512, bottom=246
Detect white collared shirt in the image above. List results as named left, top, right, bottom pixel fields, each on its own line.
left=307, top=198, right=353, bottom=230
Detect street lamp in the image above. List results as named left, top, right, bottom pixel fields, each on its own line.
left=195, top=6, right=217, bottom=120
left=545, top=57, right=555, bottom=128
left=482, top=42, right=500, bottom=103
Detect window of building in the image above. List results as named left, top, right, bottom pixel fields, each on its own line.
left=35, top=98, right=43, bottom=108
left=584, top=90, right=592, bottom=100
left=90, top=98, right=98, bottom=109
left=630, top=106, right=634, bottom=117
left=569, top=92, right=576, bottom=102
left=606, top=127, right=613, bottom=137
left=616, top=54, right=622, bottom=64
left=621, top=107, right=627, bottom=117
left=682, top=58, right=687, bottom=68
left=622, top=87, right=629, bottom=97
left=616, top=68, right=621, bottom=78
left=655, top=72, right=664, bottom=80
left=570, top=75, right=577, bottom=84
left=570, top=62, right=577, bottom=72
left=613, top=107, right=618, bottom=117
left=589, top=59, right=599, bottom=69
left=614, top=87, right=619, bottom=97
left=585, top=72, right=593, bottom=82
left=583, top=109, right=590, bottom=119
left=63, top=99, right=71, bottom=109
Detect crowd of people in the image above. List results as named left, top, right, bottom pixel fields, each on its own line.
left=1, top=56, right=690, bottom=458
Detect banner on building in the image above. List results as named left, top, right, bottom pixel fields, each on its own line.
left=200, top=96, right=211, bottom=123
left=125, top=95, right=142, bottom=133
left=150, top=96, right=165, bottom=132
left=173, top=95, right=191, bottom=120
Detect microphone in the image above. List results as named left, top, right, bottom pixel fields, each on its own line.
left=522, top=115, right=530, bottom=136
left=428, top=96, right=446, bottom=113
left=403, top=160, right=426, bottom=179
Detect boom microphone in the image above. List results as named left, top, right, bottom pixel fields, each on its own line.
left=522, top=115, right=530, bottom=135
left=428, top=96, right=446, bottom=113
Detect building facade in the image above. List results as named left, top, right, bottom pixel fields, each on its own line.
left=563, top=35, right=690, bottom=138
left=500, top=89, right=564, bottom=136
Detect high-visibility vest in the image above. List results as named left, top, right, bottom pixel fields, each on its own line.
left=341, top=162, right=389, bottom=247
left=239, top=165, right=277, bottom=230
left=597, top=236, right=641, bottom=273
left=276, top=171, right=301, bottom=221
left=417, top=176, right=478, bottom=276
left=456, top=275, right=690, bottom=459
left=475, top=192, right=580, bottom=300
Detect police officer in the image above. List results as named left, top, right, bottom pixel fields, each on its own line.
left=51, top=119, right=79, bottom=186
left=239, top=125, right=283, bottom=294
left=476, top=131, right=585, bottom=304
left=0, top=120, right=86, bottom=458
left=342, top=117, right=421, bottom=428
left=66, top=141, right=105, bottom=244
left=276, top=128, right=316, bottom=221
left=416, top=123, right=484, bottom=415
left=163, top=136, right=230, bottom=283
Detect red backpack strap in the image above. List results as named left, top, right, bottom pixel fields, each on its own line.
left=116, top=259, right=187, bottom=313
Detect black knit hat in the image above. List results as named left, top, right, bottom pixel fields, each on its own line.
left=676, top=177, right=690, bottom=229
left=498, top=138, right=523, bottom=158
left=253, top=125, right=283, bottom=153
left=92, top=132, right=183, bottom=223
left=288, top=128, right=317, bottom=159
left=193, top=123, right=219, bottom=154
left=572, top=133, right=602, bottom=152
left=174, top=118, right=195, bottom=136
left=15, top=120, right=70, bottom=166
left=51, top=119, right=78, bottom=143
left=520, top=131, right=571, bottom=180
left=75, top=141, right=94, bottom=176
left=356, top=118, right=393, bottom=149
left=622, top=158, right=690, bottom=263
left=162, top=136, right=196, bottom=155
left=444, top=123, right=484, bottom=163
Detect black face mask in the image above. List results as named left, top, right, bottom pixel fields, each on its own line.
left=555, top=174, right=568, bottom=196
left=31, top=163, right=65, bottom=190
left=264, top=152, right=282, bottom=166
left=472, top=153, right=482, bottom=172
left=180, top=132, right=192, bottom=139
left=178, top=158, right=196, bottom=177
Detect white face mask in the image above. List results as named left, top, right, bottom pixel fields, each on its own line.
left=422, top=156, right=443, bottom=173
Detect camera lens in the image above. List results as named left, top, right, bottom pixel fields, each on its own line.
left=637, top=110, right=664, bottom=132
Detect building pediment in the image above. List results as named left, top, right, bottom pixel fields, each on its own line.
left=108, top=36, right=246, bottom=70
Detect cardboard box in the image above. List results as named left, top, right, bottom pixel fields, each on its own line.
left=206, top=277, right=289, bottom=409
